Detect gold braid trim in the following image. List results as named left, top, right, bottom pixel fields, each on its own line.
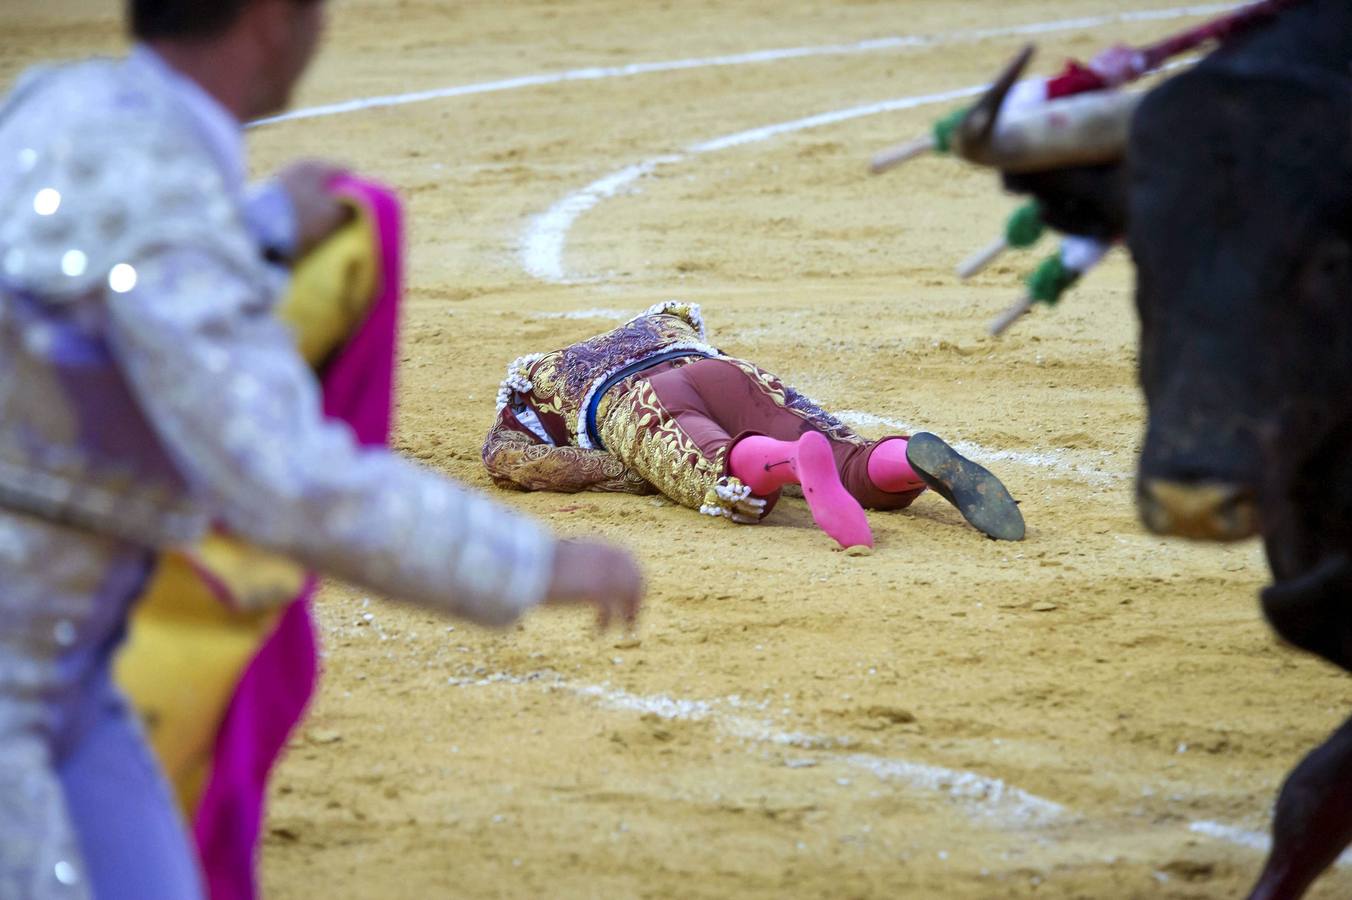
left=482, top=411, right=652, bottom=495
left=596, top=378, right=764, bottom=523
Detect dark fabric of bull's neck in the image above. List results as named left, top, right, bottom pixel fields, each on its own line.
left=1207, top=0, right=1352, bottom=85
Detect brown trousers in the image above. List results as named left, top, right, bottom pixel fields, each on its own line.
left=607, top=356, right=921, bottom=512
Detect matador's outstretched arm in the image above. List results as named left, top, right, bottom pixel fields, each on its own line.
left=482, top=407, right=654, bottom=496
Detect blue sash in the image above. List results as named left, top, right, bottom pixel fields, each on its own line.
left=584, top=349, right=710, bottom=450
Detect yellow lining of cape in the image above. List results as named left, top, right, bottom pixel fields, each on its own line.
left=115, top=202, right=378, bottom=813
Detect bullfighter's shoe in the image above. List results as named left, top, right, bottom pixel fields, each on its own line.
left=904, top=432, right=1025, bottom=541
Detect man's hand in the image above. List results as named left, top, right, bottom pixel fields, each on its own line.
left=276, top=161, right=353, bottom=259
left=543, top=540, right=644, bottom=630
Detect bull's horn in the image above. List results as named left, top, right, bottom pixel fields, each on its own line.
left=957, top=90, right=1143, bottom=173
left=958, top=202, right=1046, bottom=279
left=954, top=44, right=1036, bottom=163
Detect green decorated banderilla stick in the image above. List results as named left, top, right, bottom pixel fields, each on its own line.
left=989, top=237, right=1108, bottom=336
left=957, top=201, right=1046, bottom=278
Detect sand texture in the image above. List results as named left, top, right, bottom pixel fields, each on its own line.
left=4, top=1, right=1350, bottom=896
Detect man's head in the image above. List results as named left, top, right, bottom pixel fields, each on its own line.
left=129, top=0, right=326, bottom=119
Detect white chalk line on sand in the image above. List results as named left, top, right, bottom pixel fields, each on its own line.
left=835, top=411, right=1131, bottom=485
left=252, top=5, right=1231, bottom=128
left=531, top=308, right=632, bottom=321
left=448, top=670, right=1336, bottom=862
left=1189, top=822, right=1352, bottom=868
left=523, top=59, right=1192, bottom=286
left=449, top=670, right=1063, bottom=827
left=518, top=5, right=1231, bottom=283
left=519, top=85, right=986, bottom=282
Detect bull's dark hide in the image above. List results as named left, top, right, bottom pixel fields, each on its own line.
left=997, top=1, right=1352, bottom=896
left=1002, top=163, right=1125, bottom=240
left=1261, top=554, right=1352, bottom=665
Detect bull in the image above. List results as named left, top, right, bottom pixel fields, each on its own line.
left=962, top=0, right=1352, bottom=896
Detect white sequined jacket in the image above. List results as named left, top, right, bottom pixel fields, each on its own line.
left=0, top=54, right=555, bottom=627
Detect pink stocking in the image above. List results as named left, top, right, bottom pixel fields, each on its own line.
left=729, top=433, right=873, bottom=548
left=866, top=438, right=927, bottom=493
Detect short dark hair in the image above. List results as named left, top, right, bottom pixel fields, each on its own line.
left=129, top=0, right=252, bottom=39
left=129, top=0, right=319, bottom=41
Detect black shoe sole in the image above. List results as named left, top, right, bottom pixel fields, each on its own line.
left=905, top=432, right=1025, bottom=541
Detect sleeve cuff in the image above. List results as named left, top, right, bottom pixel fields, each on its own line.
left=244, top=181, right=299, bottom=263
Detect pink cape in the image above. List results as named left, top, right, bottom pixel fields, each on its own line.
left=192, top=177, right=404, bottom=900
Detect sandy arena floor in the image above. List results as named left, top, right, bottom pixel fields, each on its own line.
left=6, top=1, right=1352, bottom=897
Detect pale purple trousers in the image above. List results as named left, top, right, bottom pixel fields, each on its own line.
left=0, top=512, right=203, bottom=899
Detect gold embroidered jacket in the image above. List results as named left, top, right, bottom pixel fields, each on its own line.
left=484, top=301, right=719, bottom=496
